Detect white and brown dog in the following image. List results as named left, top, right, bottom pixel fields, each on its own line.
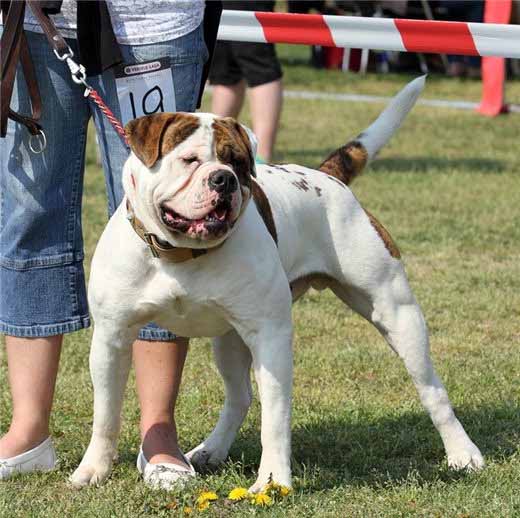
left=71, top=77, right=483, bottom=491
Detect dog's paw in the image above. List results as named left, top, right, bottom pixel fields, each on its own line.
left=248, top=464, right=292, bottom=494
left=69, top=462, right=112, bottom=488
left=248, top=472, right=292, bottom=494
left=186, top=443, right=227, bottom=472
left=447, top=442, right=485, bottom=472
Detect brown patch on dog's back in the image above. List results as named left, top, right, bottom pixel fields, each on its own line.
left=292, top=178, right=310, bottom=192
left=125, top=112, right=199, bottom=167
left=213, top=118, right=255, bottom=195
left=251, top=180, right=277, bottom=244
left=273, top=165, right=291, bottom=173
left=319, top=140, right=368, bottom=186
left=364, top=209, right=401, bottom=259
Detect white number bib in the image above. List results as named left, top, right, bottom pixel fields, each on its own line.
left=114, top=58, right=176, bottom=125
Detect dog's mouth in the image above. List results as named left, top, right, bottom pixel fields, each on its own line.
left=160, top=199, right=233, bottom=239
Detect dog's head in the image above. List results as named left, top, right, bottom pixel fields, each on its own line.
left=124, top=112, right=256, bottom=249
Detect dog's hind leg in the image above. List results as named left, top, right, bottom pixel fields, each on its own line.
left=70, top=323, right=138, bottom=487
left=330, top=265, right=484, bottom=471
left=187, top=330, right=253, bottom=470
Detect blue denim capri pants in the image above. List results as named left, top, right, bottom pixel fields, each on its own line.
left=0, top=26, right=208, bottom=340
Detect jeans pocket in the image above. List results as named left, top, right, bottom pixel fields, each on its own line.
left=0, top=251, right=84, bottom=271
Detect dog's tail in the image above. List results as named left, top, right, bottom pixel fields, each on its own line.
left=319, top=75, right=426, bottom=185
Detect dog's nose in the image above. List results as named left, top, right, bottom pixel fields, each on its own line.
left=208, top=170, right=238, bottom=195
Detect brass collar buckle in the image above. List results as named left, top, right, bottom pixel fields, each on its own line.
left=143, top=232, right=160, bottom=258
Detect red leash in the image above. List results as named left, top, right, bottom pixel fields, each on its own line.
left=85, top=87, right=129, bottom=147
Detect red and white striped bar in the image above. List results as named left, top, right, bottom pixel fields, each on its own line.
left=218, top=10, right=520, bottom=59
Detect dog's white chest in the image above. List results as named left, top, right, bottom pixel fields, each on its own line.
left=143, top=275, right=233, bottom=338
left=154, top=306, right=232, bottom=338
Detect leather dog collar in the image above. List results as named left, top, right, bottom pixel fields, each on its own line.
left=126, top=200, right=217, bottom=262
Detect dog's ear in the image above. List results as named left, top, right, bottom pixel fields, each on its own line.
left=125, top=113, right=199, bottom=168
left=236, top=123, right=257, bottom=178
left=125, top=113, right=178, bottom=168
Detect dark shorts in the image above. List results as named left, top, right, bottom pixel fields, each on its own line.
left=208, top=41, right=283, bottom=88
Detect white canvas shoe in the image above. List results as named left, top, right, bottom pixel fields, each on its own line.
left=137, top=447, right=196, bottom=490
left=0, top=437, right=57, bottom=480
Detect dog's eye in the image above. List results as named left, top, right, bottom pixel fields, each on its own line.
left=182, top=156, right=199, bottom=164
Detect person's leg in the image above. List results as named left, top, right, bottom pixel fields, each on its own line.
left=234, top=41, right=283, bottom=162
left=0, top=337, right=62, bottom=458
left=90, top=25, right=208, bottom=469
left=209, top=41, right=246, bottom=119
left=211, top=80, right=247, bottom=119
left=133, top=338, right=189, bottom=466
left=0, top=34, right=90, bottom=465
left=249, top=78, right=283, bottom=162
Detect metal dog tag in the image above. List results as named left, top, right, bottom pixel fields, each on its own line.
left=114, top=58, right=176, bottom=126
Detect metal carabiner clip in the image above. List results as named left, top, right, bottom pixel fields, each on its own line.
left=53, top=41, right=74, bottom=62
left=65, top=57, right=88, bottom=86
left=29, top=129, right=47, bottom=154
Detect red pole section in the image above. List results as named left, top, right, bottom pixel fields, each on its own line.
left=255, top=12, right=335, bottom=46
left=477, top=0, right=513, bottom=116
left=394, top=19, right=478, bottom=55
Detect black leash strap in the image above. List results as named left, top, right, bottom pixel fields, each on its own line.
left=0, top=0, right=42, bottom=138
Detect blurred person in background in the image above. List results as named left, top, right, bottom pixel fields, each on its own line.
left=209, top=1, right=283, bottom=163
left=440, top=0, right=484, bottom=77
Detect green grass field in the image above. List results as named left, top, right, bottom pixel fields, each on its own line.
left=1, top=46, right=520, bottom=516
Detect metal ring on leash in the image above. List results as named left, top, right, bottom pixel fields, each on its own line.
left=29, top=130, right=47, bottom=154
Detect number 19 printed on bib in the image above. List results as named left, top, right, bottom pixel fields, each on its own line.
left=114, top=58, right=176, bottom=125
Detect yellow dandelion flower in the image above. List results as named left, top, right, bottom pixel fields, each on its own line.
left=228, top=487, right=249, bottom=501
left=197, top=501, right=210, bottom=511
left=266, top=481, right=281, bottom=493
left=280, top=486, right=291, bottom=497
left=183, top=507, right=193, bottom=515
left=196, top=491, right=218, bottom=505
left=253, top=493, right=273, bottom=506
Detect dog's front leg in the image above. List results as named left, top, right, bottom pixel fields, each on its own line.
left=188, top=330, right=253, bottom=469
left=70, top=322, right=138, bottom=487
left=246, top=324, right=293, bottom=492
